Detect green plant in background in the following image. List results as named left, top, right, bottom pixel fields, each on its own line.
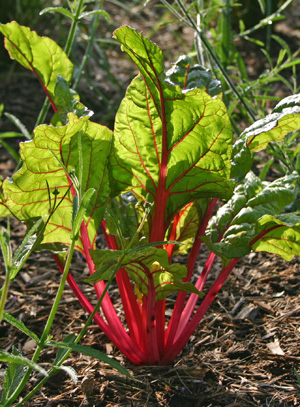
left=159, top=0, right=300, bottom=122
left=158, top=0, right=300, bottom=195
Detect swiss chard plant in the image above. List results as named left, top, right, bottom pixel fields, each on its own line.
left=1, top=21, right=300, bottom=367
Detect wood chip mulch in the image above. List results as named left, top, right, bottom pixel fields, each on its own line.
left=1, top=227, right=300, bottom=406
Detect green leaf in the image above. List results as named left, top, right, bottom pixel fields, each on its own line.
left=105, top=193, right=149, bottom=248
left=0, top=180, right=11, bottom=217
left=89, top=247, right=202, bottom=300
left=52, top=76, right=92, bottom=125
left=205, top=171, right=298, bottom=259
left=10, top=216, right=46, bottom=280
left=2, top=113, right=112, bottom=253
left=0, top=350, right=48, bottom=377
left=53, top=333, right=76, bottom=366
left=3, top=312, right=39, bottom=343
left=242, top=93, right=300, bottom=151
left=165, top=55, right=222, bottom=96
left=0, top=347, right=26, bottom=405
left=0, top=21, right=73, bottom=103
left=79, top=10, right=110, bottom=21
left=0, top=140, right=20, bottom=162
left=71, top=188, right=95, bottom=239
left=252, top=213, right=300, bottom=261
left=39, top=6, right=75, bottom=19
left=4, top=113, right=31, bottom=140
left=48, top=341, right=131, bottom=378
left=0, top=132, right=24, bottom=139
left=166, top=200, right=209, bottom=255
left=111, top=26, right=233, bottom=226
left=58, top=365, right=78, bottom=384
left=231, top=139, right=253, bottom=181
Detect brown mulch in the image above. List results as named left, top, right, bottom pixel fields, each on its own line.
left=0, top=236, right=300, bottom=407
left=1, top=1, right=300, bottom=406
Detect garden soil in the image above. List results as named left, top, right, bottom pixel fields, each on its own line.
left=1, top=1, right=300, bottom=406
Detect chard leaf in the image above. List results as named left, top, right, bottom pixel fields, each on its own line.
left=2, top=113, right=112, bottom=252
left=252, top=213, right=300, bottom=260
left=165, top=55, right=222, bottom=96
left=52, top=76, right=92, bottom=125
left=242, top=93, right=300, bottom=151
left=231, top=139, right=253, bottom=181
left=89, top=247, right=202, bottom=300
left=111, top=26, right=233, bottom=227
left=205, top=171, right=298, bottom=259
left=167, top=200, right=209, bottom=255
left=0, top=180, right=11, bottom=217
left=0, top=21, right=73, bottom=107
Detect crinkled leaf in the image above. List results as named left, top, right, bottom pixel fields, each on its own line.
left=242, top=93, right=300, bottom=151
left=89, top=247, right=202, bottom=300
left=2, top=113, right=112, bottom=253
left=231, top=139, right=253, bottom=181
left=0, top=22, right=73, bottom=104
left=205, top=171, right=298, bottom=259
left=252, top=213, right=300, bottom=260
left=88, top=249, right=122, bottom=281
left=111, top=26, right=233, bottom=226
left=165, top=55, right=222, bottom=96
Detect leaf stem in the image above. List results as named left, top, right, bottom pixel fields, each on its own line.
left=161, top=257, right=240, bottom=364
left=165, top=198, right=217, bottom=347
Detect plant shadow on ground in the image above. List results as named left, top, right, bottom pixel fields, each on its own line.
left=1, top=1, right=300, bottom=406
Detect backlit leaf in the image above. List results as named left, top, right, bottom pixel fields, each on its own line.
left=242, top=93, right=300, bottom=151
left=0, top=21, right=73, bottom=108
left=251, top=213, right=300, bottom=260
left=2, top=113, right=112, bottom=252
left=111, top=26, right=233, bottom=229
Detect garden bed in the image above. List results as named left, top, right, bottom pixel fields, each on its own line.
left=1, top=1, right=300, bottom=406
